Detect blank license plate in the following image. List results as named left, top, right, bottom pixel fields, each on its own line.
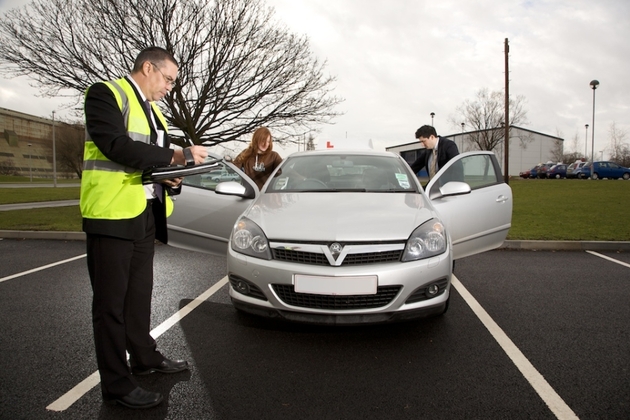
left=294, top=275, right=377, bottom=296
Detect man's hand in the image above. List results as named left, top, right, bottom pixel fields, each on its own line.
left=171, top=146, right=208, bottom=165
left=160, top=177, right=183, bottom=188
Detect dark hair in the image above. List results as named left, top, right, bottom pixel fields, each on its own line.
left=415, top=125, right=437, bottom=139
left=132, top=47, right=178, bottom=72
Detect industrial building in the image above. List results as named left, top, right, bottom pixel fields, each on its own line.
left=386, top=126, right=564, bottom=177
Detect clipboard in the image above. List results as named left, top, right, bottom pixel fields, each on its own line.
left=142, top=158, right=223, bottom=184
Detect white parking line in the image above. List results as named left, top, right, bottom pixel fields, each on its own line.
left=0, top=254, right=86, bottom=284
left=587, top=251, right=630, bottom=268
left=451, top=275, right=579, bottom=420
left=46, top=277, right=229, bottom=412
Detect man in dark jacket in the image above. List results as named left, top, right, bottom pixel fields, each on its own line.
left=410, top=125, right=459, bottom=179
left=82, top=47, right=207, bottom=409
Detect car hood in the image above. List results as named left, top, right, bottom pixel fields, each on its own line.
left=243, top=192, right=436, bottom=242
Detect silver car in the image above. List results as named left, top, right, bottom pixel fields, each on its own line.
left=167, top=149, right=512, bottom=324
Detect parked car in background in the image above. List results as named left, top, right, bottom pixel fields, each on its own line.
left=547, top=164, right=568, bottom=179
left=529, top=165, right=540, bottom=179
left=536, top=162, right=556, bottom=179
left=574, top=163, right=591, bottom=179
left=519, top=167, right=533, bottom=178
left=589, top=161, right=630, bottom=180
left=567, top=161, right=587, bottom=178
left=167, top=149, right=512, bottom=324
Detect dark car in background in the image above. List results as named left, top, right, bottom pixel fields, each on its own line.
left=567, top=161, right=587, bottom=178
left=536, top=163, right=556, bottom=179
left=547, top=164, right=567, bottom=179
left=574, top=163, right=591, bottom=179
left=589, top=161, right=630, bottom=180
left=529, top=165, right=541, bottom=179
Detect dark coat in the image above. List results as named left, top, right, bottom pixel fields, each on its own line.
left=83, top=77, right=178, bottom=243
left=410, top=136, right=459, bottom=175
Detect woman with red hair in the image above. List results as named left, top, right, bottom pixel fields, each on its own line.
left=233, top=127, right=283, bottom=190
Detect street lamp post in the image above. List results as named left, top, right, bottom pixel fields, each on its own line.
left=52, top=111, right=57, bottom=187
left=584, top=124, right=589, bottom=159
left=28, top=143, right=32, bottom=182
left=430, top=112, right=435, bottom=126
left=590, top=80, right=599, bottom=172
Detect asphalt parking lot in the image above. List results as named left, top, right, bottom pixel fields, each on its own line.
left=0, top=239, right=628, bottom=420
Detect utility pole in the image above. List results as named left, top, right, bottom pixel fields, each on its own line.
left=52, top=111, right=57, bottom=187
left=504, top=38, right=510, bottom=184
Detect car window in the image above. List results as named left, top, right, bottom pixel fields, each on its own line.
left=182, top=158, right=244, bottom=191
left=267, top=154, right=419, bottom=192
left=428, top=153, right=501, bottom=198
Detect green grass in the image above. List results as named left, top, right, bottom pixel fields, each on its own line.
left=508, top=178, right=630, bottom=241
left=0, top=206, right=82, bottom=231
left=0, top=178, right=629, bottom=240
left=0, top=187, right=80, bottom=204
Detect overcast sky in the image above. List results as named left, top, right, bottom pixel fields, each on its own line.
left=1, top=0, right=629, bottom=157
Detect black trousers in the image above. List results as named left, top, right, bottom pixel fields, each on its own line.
left=86, top=203, right=164, bottom=396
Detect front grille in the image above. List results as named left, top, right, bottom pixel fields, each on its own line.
left=342, top=250, right=402, bottom=265
left=272, top=248, right=402, bottom=266
left=272, top=284, right=401, bottom=310
left=273, top=248, right=328, bottom=265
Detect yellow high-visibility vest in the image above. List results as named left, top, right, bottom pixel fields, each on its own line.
left=80, top=78, right=173, bottom=219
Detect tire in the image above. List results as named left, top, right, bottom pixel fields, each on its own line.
left=555, top=174, right=561, bottom=179
left=591, top=173, right=599, bottom=180
left=623, top=173, right=630, bottom=180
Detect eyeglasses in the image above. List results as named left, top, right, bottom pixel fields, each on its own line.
left=150, top=62, right=175, bottom=87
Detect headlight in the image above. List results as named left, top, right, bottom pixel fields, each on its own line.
left=231, top=217, right=272, bottom=260
left=401, top=219, right=447, bottom=262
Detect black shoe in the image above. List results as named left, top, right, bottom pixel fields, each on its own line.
left=103, top=386, right=163, bottom=409
left=131, top=358, right=189, bottom=375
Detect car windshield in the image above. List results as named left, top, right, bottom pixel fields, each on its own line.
left=267, top=153, right=418, bottom=193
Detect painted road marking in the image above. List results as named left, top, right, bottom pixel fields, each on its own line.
left=46, top=277, right=229, bottom=412
left=452, top=275, right=579, bottom=420
left=587, top=251, right=630, bottom=269
left=0, top=254, right=86, bottom=284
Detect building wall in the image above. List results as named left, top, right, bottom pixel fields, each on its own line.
left=0, top=107, right=75, bottom=179
left=386, top=126, right=563, bottom=177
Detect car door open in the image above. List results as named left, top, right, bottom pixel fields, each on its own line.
left=426, top=151, right=512, bottom=260
left=167, top=152, right=259, bottom=256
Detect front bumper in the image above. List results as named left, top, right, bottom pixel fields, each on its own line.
left=226, top=244, right=452, bottom=324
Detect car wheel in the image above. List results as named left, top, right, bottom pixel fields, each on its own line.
left=591, top=173, right=599, bottom=180
left=555, top=174, right=561, bottom=179
left=623, top=173, right=630, bottom=180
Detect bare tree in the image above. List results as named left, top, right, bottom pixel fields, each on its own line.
left=0, top=0, right=343, bottom=147
left=549, top=139, right=564, bottom=163
left=608, top=122, right=630, bottom=167
left=56, top=122, right=86, bottom=178
left=449, top=88, right=529, bottom=151
left=0, top=159, right=19, bottom=176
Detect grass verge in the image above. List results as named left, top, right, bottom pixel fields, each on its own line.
left=0, top=178, right=628, bottom=240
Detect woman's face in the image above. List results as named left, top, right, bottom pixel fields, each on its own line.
left=258, top=135, right=271, bottom=153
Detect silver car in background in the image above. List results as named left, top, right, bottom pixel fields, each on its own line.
left=167, top=149, right=512, bottom=324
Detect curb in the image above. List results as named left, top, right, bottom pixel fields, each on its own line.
left=0, top=230, right=86, bottom=240
left=499, top=240, right=630, bottom=251
left=1, top=231, right=629, bottom=251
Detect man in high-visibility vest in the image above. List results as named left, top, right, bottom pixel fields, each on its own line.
left=81, top=46, right=207, bottom=409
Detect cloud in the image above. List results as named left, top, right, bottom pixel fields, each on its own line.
left=1, top=0, right=628, bottom=157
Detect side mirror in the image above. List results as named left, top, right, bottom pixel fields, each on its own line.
left=215, top=181, right=256, bottom=199
left=429, top=181, right=471, bottom=200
